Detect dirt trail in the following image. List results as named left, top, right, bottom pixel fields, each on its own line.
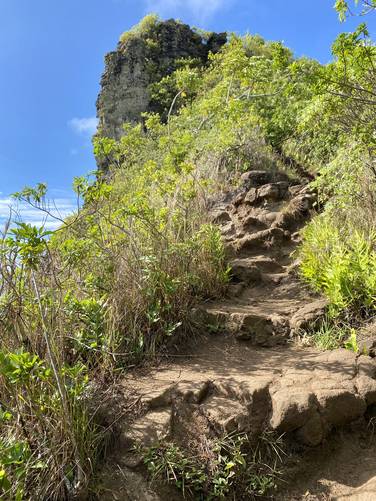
left=99, top=171, right=376, bottom=500
left=277, top=425, right=376, bottom=500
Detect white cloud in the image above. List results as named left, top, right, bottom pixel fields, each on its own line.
left=68, top=116, right=98, bottom=136
left=145, top=0, right=227, bottom=22
left=0, top=196, right=77, bottom=232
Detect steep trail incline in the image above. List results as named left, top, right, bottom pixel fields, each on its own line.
left=199, top=169, right=326, bottom=344
left=99, top=171, right=376, bottom=500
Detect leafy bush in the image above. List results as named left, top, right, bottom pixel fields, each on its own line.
left=119, top=14, right=160, bottom=44
left=0, top=350, right=101, bottom=499
left=297, top=21, right=376, bottom=319
left=299, top=215, right=376, bottom=315
left=143, top=432, right=284, bottom=499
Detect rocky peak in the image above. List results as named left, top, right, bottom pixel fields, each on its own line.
left=96, top=17, right=227, bottom=142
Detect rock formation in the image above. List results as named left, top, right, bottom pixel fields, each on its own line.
left=96, top=18, right=226, bottom=142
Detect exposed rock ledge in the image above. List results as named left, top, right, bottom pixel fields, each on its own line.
left=96, top=18, right=226, bottom=143
left=119, top=342, right=376, bottom=451
left=99, top=338, right=376, bottom=500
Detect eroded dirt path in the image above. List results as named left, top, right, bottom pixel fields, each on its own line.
left=99, top=171, right=376, bottom=500
left=278, top=425, right=376, bottom=500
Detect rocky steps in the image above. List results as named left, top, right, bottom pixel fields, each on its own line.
left=100, top=170, right=376, bottom=500
left=198, top=169, right=327, bottom=345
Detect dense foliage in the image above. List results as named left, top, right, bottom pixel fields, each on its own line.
left=0, top=5, right=375, bottom=498
left=297, top=23, right=376, bottom=318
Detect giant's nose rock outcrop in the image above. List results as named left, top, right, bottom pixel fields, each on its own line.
left=96, top=18, right=226, bottom=142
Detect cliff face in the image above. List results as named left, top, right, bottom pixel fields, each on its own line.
left=96, top=18, right=226, bottom=142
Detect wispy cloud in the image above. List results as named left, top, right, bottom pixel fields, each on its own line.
left=68, top=116, right=98, bottom=136
left=145, top=0, right=228, bottom=22
left=0, top=196, right=77, bottom=232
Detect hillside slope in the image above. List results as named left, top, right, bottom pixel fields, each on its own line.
left=0, top=12, right=375, bottom=500
left=97, top=170, right=376, bottom=500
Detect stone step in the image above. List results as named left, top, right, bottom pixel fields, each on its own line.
left=227, top=282, right=247, bottom=297
left=198, top=304, right=290, bottom=346
left=233, top=182, right=292, bottom=209
left=230, top=256, right=284, bottom=274
left=244, top=181, right=290, bottom=206
left=120, top=409, right=172, bottom=449
left=229, top=262, right=262, bottom=284
left=271, top=193, right=316, bottom=232
left=227, top=272, right=290, bottom=296
left=211, top=209, right=232, bottom=225
left=234, top=227, right=289, bottom=253
left=240, top=170, right=291, bottom=190
left=229, top=257, right=289, bottom=289
left=240, top=170, right=276, bottom=188
left=241, top=214, right=268, bottom=232
left=261, top=272, right=290, bottom=286
left=116, top=342, right=376, bottom=453
left=194, top=290, right=326, bottom=344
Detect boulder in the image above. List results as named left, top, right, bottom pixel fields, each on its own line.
left=289, top=299, right=328, bottom=332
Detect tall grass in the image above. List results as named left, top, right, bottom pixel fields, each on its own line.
left=0, top=224, right=104, bottom=499
left=0, top=109, right=233, bottom=496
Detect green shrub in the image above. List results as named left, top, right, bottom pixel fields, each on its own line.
left=0, top=350, right=101, bottom=500
left=119, top=14, right=160, bottom=44
left=142, top=432, right=284, bottom=499
left=299, top=215, right=376, bottom=315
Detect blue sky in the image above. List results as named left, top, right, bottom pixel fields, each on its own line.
left=0, top=0, right=375, bottom=227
